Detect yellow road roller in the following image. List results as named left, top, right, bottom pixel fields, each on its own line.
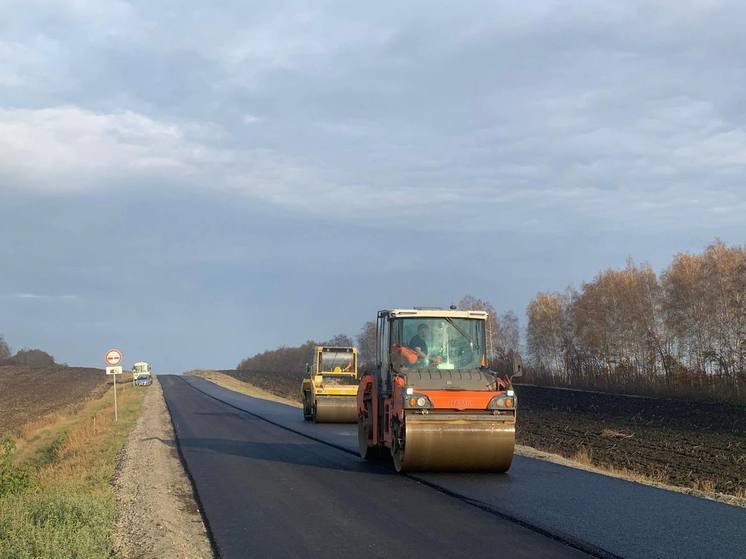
left=301, top=346, right=359, bottom=422
left=357, top=308, right=522, bottom=472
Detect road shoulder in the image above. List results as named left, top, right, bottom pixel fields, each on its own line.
left=114, top=378, right=214, bottom=559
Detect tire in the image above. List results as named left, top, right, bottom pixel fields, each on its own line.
left=358, top=403, right=383, bottom=460
left=303, top=391, right=313, bottom=421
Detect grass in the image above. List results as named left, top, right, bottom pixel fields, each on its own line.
left=0, top=380, right=143, bottom=559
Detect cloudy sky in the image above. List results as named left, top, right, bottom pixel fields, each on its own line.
left=1, top=0, right=744, bottom=371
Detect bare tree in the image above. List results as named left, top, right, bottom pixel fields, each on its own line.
left=662, top=240, right=746, bottom=379
left=527, top=292, right=568, bottom=376
left=458, top=295, right=519, bottom=364
left=323, top=334, right=355, bottom=348
left=356, top=321, right=377, bottom=370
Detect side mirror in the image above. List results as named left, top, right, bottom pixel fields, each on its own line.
left=512, top=353, right=523, bottom=379
left=305, top=362, right=311, bottom=374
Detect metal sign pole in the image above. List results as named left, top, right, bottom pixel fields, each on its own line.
left=113, top=373, right=118, bottom=422
left=105, top=350, right=123, bottom=423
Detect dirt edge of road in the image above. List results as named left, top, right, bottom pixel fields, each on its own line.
left=194, top=370, right=746, bottom=510
left=514, top=445, right=746, bottom=509
left=185, top=370, right=302, bottom=408
left=114, top=378, right=214, bottom=559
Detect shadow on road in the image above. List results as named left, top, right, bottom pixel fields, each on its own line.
left=174, top=436, right=394, bottom=475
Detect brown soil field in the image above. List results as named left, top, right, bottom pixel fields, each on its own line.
left=0, top=365, right=111, bottom=435
left=515, top=384, right=746, bottom=497
left=222, top=368, right=746, bottom=499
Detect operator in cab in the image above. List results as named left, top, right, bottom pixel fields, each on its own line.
left=409, top=323, right=430, bottom=359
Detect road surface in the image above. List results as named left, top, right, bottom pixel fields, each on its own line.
left=160, top=375, right=746, bottom=559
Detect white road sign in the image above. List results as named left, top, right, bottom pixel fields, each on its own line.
left=106, top=366, right=123, bottom=375
left=105, top=349, right=123, bottom=366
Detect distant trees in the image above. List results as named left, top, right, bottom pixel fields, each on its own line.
left=0, top=337, right=10, bottom=361
left=525, top=240, right=745, bottom=401
left=458, top=295, right=519, bottom=365
left=356, top=321, right=377, bottom=370
left=526, top=292, right=570, bottom=376
left=237, top=341, right=316, bottom=375
left=237, top=302, right=522, bottom=376
left=323, top=334, right=354, bottom=348
left=10, top=349, right=56, bottom=369
left=236, top=333, right=355, bottom=374
left=662, top=241, right=745, bottom=378
left=0, top=337, right=60, bottom=369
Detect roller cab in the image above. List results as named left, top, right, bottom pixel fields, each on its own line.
left=357, top=309, right=522, bottom=472
left=301, top=346, right=359, bottom=423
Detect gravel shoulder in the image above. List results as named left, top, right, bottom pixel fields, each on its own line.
left=114, top=378, right=214, bottom=559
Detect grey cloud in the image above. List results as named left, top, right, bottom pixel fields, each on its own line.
left=1, top=1, right=744, bottom=369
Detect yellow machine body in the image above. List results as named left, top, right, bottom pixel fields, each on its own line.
left=301, top=346, right=359, bottom=423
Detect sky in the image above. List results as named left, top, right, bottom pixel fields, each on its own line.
left=1, top=0, right=744, bottom=372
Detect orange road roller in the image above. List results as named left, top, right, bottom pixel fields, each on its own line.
left=357, top=308, right=522, bottom=472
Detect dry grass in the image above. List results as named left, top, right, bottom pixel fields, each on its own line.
left=185, top=370, right=302, bottom=408
left=0, top=382, right=144, bottom=558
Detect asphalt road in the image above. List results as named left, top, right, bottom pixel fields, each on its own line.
left=160, top=375, right=746, bottom=559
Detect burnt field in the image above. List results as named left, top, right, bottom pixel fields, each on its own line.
left=0, top=365, right=109, bottom=435
left=225, top=368, right=746, bottom=498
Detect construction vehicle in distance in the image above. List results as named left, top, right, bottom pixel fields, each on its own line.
left=357, top=308, right=522, bottom=472
left=132, top=361, right=153, bottom=386
left=301, top=346, right=359, bottom=422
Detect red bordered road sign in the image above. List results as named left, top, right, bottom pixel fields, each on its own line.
left=105, top=349, right=123, bottom=366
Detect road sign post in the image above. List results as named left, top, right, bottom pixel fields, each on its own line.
left=105, top=349, right=123, bottom=423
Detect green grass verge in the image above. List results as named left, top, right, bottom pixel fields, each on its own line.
left=0, top=382, right=143, bottom=558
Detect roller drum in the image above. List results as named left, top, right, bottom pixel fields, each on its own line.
left=313, top=396, right=358, bottom=423
left=393, top=414, right=515, bottom=472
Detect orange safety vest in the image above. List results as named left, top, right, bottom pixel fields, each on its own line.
left=393, top=345, right=418, bottom=364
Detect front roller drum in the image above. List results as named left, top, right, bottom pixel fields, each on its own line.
left=392, top=415, right=515, bottom=472
left=313, top=396, right=358, bottom=423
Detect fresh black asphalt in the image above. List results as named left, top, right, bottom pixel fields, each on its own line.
left=161, top=375, right=746, bottom=559
left=161, top=375, right=587, bottom=558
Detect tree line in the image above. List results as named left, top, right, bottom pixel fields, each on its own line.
left=0, top=336, right=57, bottom=369
left=236, top=295, right=521, bottom=375
left=236, top=334, right=354, bottom=376
left=236, top=241, right=743, bottom=402
left=525, top=240, right=745, bottom=402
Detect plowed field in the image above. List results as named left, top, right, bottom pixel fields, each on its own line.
left=0, top=365, right=109, bottom=435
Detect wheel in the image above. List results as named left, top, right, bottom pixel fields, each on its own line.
left=391, top=419, right=406, bottom=472
left=358, top=403, right=382, bottom=460
left=303, top=391, right=313, bottom=421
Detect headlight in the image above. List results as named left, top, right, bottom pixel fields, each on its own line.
left=488, top=395, right=516, bottom=409
left=404, top=391, right=432, bottom=408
